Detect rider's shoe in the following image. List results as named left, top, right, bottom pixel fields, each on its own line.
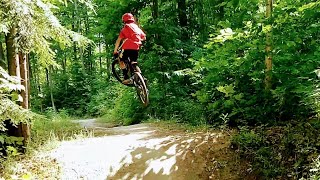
left=122, top=79, right=133, bottom=85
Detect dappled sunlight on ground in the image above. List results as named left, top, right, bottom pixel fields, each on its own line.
left=50, top=123, right=226, bottom=180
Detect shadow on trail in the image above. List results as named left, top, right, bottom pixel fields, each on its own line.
left=107, top=131, right=224, bottom=180
left=50, top=123, right=228, bottom=180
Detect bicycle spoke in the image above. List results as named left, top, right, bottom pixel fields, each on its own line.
left=133, top=72, right=149, bottom=106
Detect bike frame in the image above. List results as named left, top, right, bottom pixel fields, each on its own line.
left=112, top=43, right=149, bottom=106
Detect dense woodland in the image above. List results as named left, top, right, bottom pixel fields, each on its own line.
left=1, top=0, right=320, bottom=179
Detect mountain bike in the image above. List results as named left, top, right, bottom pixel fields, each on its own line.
left=111, top=51, right=149, bottom=107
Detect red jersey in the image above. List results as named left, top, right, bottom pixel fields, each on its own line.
left=119, top=22, right=146, bottom=50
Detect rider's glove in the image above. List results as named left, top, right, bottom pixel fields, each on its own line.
left=113, top=52, right=118, bottom=59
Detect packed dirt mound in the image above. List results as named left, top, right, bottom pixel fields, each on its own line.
left=49, top=120, right=250, bottom=179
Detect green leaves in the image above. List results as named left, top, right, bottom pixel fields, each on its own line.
left=0, top=67, right=35, bottom=131
left=216, top=84, right=235, bottom=97
left=0, top=134, right=24, bottom=160
left=298, top=2, right=320, bottom=12
left=0, top=0, right=91, bottom=67
left=213, top=28, right=236, bottom=43
left=191, top=0, right=320, bottom=125
left=0, top=135, right=4, bottom=144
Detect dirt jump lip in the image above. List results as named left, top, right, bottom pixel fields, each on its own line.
left=50, top=119, right=225, bottom=180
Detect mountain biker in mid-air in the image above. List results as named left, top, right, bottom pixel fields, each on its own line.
left=113, top=13, right=146, bottom=85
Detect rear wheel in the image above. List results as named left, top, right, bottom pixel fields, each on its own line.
left=133, top=72, right=149, bottom=107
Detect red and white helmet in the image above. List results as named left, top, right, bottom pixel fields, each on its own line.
left=122, top=13, right=135, bottom=23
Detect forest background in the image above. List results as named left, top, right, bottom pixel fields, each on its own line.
left=1, top=0, right=320, bottom=179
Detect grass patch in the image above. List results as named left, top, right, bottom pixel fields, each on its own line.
left=0, top=112, right=91, bottom=179
left=145, top=117, right=212, bottom=133
left=96, top=114, right=124, bottom=127
left=96, top=88, right=145, bottom=126
left=30, top=116, right=83, bottom=146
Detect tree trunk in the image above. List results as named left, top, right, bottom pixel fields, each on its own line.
left=152, top=0, right=160, bottom=42
left=30, top=54, right=43, bottom=112
left=265, top=0, right=273, bottom=90
left=85, top=12, right=93, bottom=74
left=5, top=28, right=30, bottom=146
left=29, top=54, right=42, bottom=111
left=27, top=54, right=31, bottom=108
left=215, top=0, right=225, bottom=22
left=0, top=41, right=6, bottom=69
left=87, top=44, right=92, bottom=74
left=177, top=0, right=187, bottom=26
left=19, top=53, right=31, bottom=144
left=19, top=53, right=29, bottom=109
left=105, top=40, right=111, bottom=79
left=152, top=0, right=159, bottom=20
left=98, top=34, right=103, bottom=74
left=6, top=28, right=18, bottom=75
left=72, top=2, right=78, bottom=62
left=46, top=67, right=56, bottom=111
left=61, top=51, right=66, bottom=74
left=177, top=0, right=188, bottom=38
left=198, top=0, right=206, bottom=41
left=63, top=55, right=68, bottom=93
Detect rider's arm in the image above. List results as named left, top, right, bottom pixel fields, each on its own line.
left=113, top=36, right=122, bottom=54
left=141, top=32, right=146, bottom=41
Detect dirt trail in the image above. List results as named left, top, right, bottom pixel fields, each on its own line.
left=49, top=119, right=243, bottom=180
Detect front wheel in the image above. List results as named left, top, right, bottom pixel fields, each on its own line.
left=133, top=72, right=149, bottom=107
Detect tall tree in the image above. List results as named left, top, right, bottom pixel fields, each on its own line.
left=152, top=0, right=159, bottom=20
left=0, top=0, right=90, bottom=143
left=5, top=28, right=18, bottom=75
left=45, top=67, right=56, bottom=111
left=5, top=27, right=29, bottom=143
left=18, top=53, right=30, bottom=142
left=177, top=0, right=188, bottom=38
left=265, top=0, right=273, bottom=89
left=197, top=0, right=206, bottom=41
left=177, top=0, right=187, bottom=27
left=0, top=40, right=5, bottom=69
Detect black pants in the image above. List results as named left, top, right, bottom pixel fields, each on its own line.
left=120, top=50, right=139, bottom=79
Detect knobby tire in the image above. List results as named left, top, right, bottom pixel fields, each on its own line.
left=134, top=72, right=149, bottom=107
left=112, top=59, right=149, bottom=106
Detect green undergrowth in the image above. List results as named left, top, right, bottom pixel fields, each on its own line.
left=145, top=117, right=210, bottom=133
left=98, top=111, right=209, bottom=131
left=93, top=80, right=207, bottom=127
left=96, top=89, right=145, bottom=126
left=231, top=120, right=320, bottom=179
left=30, top=112, right=84, bottom=147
